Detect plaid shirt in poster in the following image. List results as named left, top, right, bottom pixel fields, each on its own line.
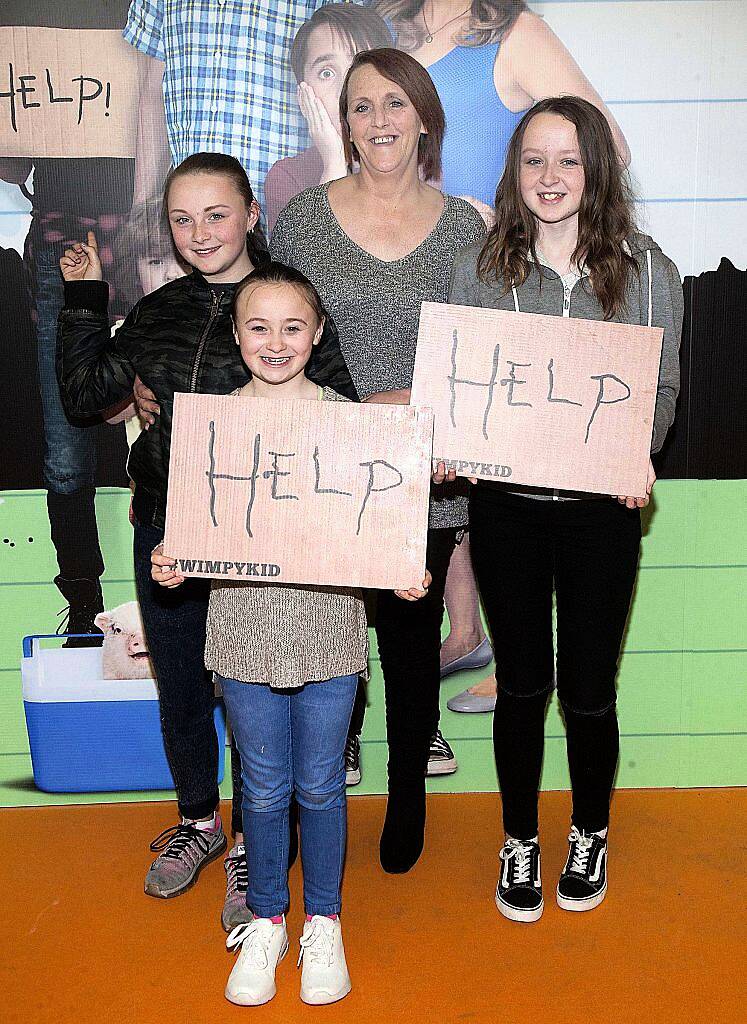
left=123, top=1, right=368, bottom=204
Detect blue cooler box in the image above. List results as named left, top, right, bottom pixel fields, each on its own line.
left=22, top=635, right=226, bottom=793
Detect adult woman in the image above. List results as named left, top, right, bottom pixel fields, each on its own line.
left=448, top=97, right=681, bottom=919
left=377, top=1, right=631, bottom=714
left=271, top=47, right=486, bottom=873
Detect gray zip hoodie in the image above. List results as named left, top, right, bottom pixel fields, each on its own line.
left=448, top=233, right=682, bottom=466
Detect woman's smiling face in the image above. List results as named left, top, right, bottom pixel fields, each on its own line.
left=346, top=63, right=425, bottom=176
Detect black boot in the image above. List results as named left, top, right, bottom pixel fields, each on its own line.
left=54, top=575, right=104, bottom=648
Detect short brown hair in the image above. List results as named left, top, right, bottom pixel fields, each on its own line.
left=339, top=47, right=445, bottom=181
left=290, top=3, right=392, bottom=84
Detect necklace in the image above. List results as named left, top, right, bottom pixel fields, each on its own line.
left=422, top=2, right=471, bottom=44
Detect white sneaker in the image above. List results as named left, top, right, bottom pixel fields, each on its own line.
left=225, top=916, right=288, bottom=1006
left=298, top=916, right=351, bottom=1005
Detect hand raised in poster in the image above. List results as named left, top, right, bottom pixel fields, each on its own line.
left=297, top=82, right=347, bottom=182
left=59, top=231, right=102, bottom=282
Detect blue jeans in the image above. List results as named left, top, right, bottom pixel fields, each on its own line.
left=220, top=673, right=358, bottom=918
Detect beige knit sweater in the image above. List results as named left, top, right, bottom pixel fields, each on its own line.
left=204, top=387, right=368, bottom=687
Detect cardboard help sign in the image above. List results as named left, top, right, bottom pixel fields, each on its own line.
left=163, top=393, right=433, bottom=590
left=411, top=302, right=663, bottom=496
left=0, top=28, right=139, bottom=157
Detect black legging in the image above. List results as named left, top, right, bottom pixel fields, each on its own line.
left=469, top=487, right=640, bottom=839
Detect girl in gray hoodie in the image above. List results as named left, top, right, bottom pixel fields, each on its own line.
left=448, top=96, right=682, bottom=922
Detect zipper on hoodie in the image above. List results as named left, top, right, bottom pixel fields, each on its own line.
left=189, top=289, right=221, bottom=393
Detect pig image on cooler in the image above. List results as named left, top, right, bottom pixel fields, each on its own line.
left=94, top=601, right=154, bottom=680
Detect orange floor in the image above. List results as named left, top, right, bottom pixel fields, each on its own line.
left=3, top=789, right=745, bottom=1024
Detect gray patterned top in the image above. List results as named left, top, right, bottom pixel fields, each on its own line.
left=205, top=388, right=369, bottom=688
left=271, top=183, right=486, bottom=529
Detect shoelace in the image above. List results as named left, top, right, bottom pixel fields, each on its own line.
left=430, top=729, right=451, bottom=757
left=226, top=921, right=274, bottom=968
left=149, top=822, right=212, bottom=860
left=297, top=918, right=335, bottom=968
left=567, top=827, right=595, bottom=875
left=344, top=736, right=359, bottom=768
left=500, top=838, right=533, bottom=884
left=55, top=606, right=72, bottom=636
left=225, top=850, right=248, bottom=895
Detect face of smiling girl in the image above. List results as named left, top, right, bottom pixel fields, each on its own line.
left=235, top=282, right=323, bottom=396
left=167, top=172, right=258, bottom=283
left=519, top=112, right=585, bottom=232
left=301, top=23, right=356, bottom=131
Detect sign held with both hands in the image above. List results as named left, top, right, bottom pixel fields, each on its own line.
left=411, top=302, right=663, bottom=497
left=164, top=393, right=433, bottom=590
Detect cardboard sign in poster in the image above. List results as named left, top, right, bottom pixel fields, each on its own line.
left=163, top=393, right=434, bottom=590
left=411, top=302, right=664, bottom=497
left=0, top=28, right=138, bottom=157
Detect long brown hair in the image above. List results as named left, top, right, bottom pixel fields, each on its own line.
left=478, top=96, right=637, bottom=320
left=164, top=152, right=269, bottom=269
left=374, top=1, right=527, bottom=50
left=339, top=47, right=445, bottom=180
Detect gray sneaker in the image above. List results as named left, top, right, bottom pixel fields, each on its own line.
left=222, top=843, right=252, bottom=932
left=144, top=815, right=227, bottom=899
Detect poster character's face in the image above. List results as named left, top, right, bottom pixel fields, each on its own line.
left=519, top=112, right=585, bottom=228
left=235, top=283, right=323, bottom=389
left=301, top=24, right=357, bottom=130
left=167, top=173, right=258, bottom=283
left=137, top=252, right=186, bottom=297
left=346, top=64, right=425, bottom=176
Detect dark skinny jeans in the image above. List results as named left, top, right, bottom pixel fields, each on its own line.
left=375, top=527, right=458, bottom=788
left=469, top=487, right=641, bottom=839
left=133, top=493, right=242, bottom=831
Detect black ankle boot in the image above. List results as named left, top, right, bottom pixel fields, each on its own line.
left=379, top=781, right=426, bottom=874
left=54, top=575, right=104, bottom=647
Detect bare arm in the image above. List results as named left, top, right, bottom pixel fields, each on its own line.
left=497, top=12, right=630, bottom=165
left=132, top=51, right=171, bottom=205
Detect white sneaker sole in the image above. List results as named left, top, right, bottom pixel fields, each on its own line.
left=426, top=757, right=458, bottom=776
left=225, top=940, right=288, bottom=1006
left=495, top=891, right=544, bottom=923
left=301, top=976, right=352, bottom=1006
left=556, top=883, right=607, bottom=912
left=345, top=768, right=361, bottom=786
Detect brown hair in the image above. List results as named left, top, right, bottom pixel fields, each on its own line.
left=374, top=1, right=527, bottom=50
left=339, top=47, right=445, bottom=180
left=114, top=197, right=185, bottom=306
left=478, top=96, right=637, bottom=320
left=232, top=262, right=326, bottom=329
left=290, top=3, right=393, bottom=84
left=164, top=152, right=269, bottom=269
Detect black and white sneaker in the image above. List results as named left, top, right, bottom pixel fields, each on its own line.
left=344, top=734, right=361, bottom=787
left=556, top=826, right=608, bottom=912
left=495, top=837, right=543, bottom=922
left=426, top=729, right=458, bottom=776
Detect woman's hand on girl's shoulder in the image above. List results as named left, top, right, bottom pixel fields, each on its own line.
left=151, top=543, right=185, bottom=588
left=394, top=570, right=432, bottom=602
left=59, top=230, right=102, bottom=282
left=614, top=459, right=656, bottom=509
